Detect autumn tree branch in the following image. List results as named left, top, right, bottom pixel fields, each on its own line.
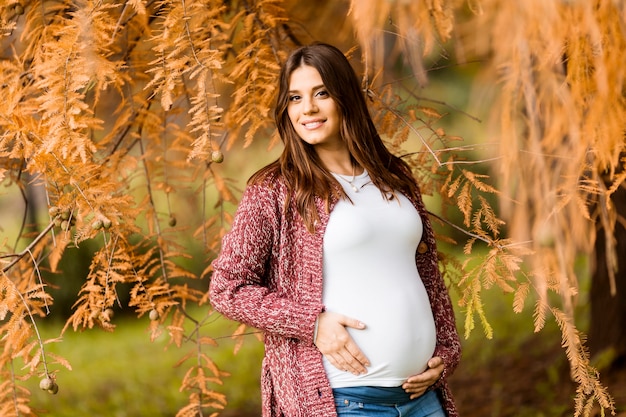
left=1, top=220, right=57, bottom=274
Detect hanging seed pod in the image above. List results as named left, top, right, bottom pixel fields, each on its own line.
left=102, top=218, right=112, bottom=229
left=39, top=377, right=54, bottom=391
left=47, top=382, right=59, bottom=395
left=60, top=209, right=70, bottom=220
left=211, top=150, right=224, bottom=163
left=91, top=219, right=103, bottom=230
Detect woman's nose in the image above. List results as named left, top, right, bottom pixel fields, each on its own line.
left=302, top=97, right=318, bottom=114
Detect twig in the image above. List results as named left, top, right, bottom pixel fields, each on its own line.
left=2, top=220, right=57, bottom=273
left=3, top=251, right=54, bottom=387
left=14, top=281, right=52, bottom=376
left=27, top=249, right=50, bottom=314
left=138, top=136, right=168, bottom=281
left=397, top=82, right=483, bottom=123
left=401, top=150, right=502, bottom=165
left=427, top=210, right=502, bottom=249
left=15, top=161, right=28, bottom=253
left=367, top=88, right=443, bottom=166
left=181, top=0, right=204, bottom=68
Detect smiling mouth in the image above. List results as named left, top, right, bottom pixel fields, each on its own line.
left=303, top=120, right=324, bottom=129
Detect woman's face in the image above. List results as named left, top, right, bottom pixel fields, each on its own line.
left=287, top=64, right=342, bottom=152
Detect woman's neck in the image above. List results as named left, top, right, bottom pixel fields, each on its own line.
left=315, top=147, right=361, bottom=176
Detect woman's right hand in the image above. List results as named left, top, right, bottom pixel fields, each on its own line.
left=314, top=311, right=370, bottom=375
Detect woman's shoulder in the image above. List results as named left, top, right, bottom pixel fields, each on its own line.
left=241, top=162, right=288, bottom=207
left=247, top=161, right=285, bottom=191
left=249, top=161, right=279, bottom=183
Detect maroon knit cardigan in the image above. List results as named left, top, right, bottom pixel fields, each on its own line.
left=209, top=172, right=461, bottom=417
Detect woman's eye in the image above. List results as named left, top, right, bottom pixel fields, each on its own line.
left=288, top=95, right=301, bottom=102
left=316, top=90, right=329, bottom=98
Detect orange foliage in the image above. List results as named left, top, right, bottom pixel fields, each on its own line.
left=0, top=0, right=623, bottom=416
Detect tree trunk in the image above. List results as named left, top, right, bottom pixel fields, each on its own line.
left=589, top=180, right=626, bottom=367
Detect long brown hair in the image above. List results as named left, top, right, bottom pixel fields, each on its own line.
left=251, top=42, right=418, bottom=232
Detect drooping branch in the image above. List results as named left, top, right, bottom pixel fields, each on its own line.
left=2, top=220, right=57, bottom=274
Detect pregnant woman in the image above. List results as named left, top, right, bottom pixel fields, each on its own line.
left=209, top=42, right=461, bottom=417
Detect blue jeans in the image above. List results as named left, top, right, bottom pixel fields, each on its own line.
left=333, top=389, right=445, bottom=417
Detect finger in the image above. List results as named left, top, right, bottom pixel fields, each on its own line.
left=409, top=390, right=428, bottom=400
left=403, top=380, right=432, bottom=392
left=403, top=372, right=440, bottom=392
left=344, top=341, right=370, bottom=368
left=405, top=365, right=443, bottom=384
left=427, top=356, right=443, bottom=368
left=326, top=349, right=355, bottom=370
left=340, top=316, right=366, bottom=331
left=403, top=381, right=431, bottom=400
left=335, top=349, right=367, bottom=375
left=329, top=356, right=359, bottom=375
left=328, top=358, right=343, bottom=372
left=404, top=372, right=431, bottom=384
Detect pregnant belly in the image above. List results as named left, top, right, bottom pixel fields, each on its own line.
left=324, top=288, right=437, bottom=387
left=354, top=307, right=437, bottom=381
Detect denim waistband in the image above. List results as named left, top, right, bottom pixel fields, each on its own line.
left=332, top=385, right=412, bottom=405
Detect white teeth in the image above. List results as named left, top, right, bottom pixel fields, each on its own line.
left=304, top=121, right=323, bottom=129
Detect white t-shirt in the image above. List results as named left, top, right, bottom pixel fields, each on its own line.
left=322, top=170, right=437, bottom=388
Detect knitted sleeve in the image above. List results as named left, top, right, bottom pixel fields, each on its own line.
left=412, top=189, right=462, bottom=385
left=424, top=252, right=462, bottom=386
left=209, top=182, right=324, bottom=343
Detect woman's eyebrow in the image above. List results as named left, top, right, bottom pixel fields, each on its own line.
left=288, top=84, right=325, bottom=94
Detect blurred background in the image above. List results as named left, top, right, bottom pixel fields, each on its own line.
left=1, top=1, right=624, bottom=416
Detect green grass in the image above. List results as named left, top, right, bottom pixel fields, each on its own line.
left=21, top=311, right=264, bottom=417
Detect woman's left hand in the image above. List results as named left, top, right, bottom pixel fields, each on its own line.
left=402, top=356, right=444, bottom=399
